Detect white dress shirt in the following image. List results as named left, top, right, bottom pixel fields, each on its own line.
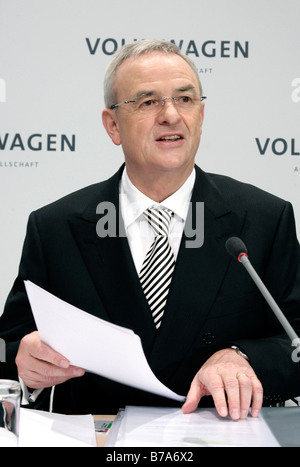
left=120, top=167, right=196, bottom=274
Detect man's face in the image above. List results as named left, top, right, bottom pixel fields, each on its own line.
left=103, top=53, right=205, bottom=181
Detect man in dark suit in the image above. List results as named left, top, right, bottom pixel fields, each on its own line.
left=1, top=40, right=299, bottom=417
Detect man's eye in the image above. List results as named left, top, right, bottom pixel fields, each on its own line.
left=179, top=96, right=192, bottom=103
left=141, top=99, right=157, bottom=107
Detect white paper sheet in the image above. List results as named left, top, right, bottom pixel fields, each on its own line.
left=114, top=406, right=280, bottom=447
left=24, top=281, right=185, bottom=403
left=19, top=408, right=96, bottom=447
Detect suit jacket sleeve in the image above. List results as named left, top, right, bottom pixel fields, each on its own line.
left=0, top=211, right=47, bottom=380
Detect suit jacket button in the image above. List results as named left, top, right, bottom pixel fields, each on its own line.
left=202, top=332, right=215, bottom=345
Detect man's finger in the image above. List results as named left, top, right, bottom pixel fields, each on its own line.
left=16, top=331, right=85, bottom=389
left=182, top=375, right=205, bottom=414
left=221, top=374, right=241, bottom=419
left=28, top=335, right=70, bottom=369
left=18, top=354, right=85, bottom=387
left=204, top=374, right=229, bottom=418
left=236, top=373, right=253, bottom=419
left=19, top=365, right=85, bottom=389
left=250, top=378, right=264, bottom=417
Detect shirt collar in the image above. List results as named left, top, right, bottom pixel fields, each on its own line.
left=120, top=167, right=195, bottom=230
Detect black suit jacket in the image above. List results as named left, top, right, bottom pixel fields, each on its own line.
left=1, top=165, right=300, bottom=414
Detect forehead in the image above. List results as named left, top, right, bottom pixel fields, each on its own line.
left=114, top=52, right=200, bottom=97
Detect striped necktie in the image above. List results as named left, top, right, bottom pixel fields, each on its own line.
left=139, top=206, right=175, bottom=329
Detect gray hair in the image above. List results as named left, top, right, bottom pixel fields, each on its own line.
left=103, top=39, right=203, bottom=108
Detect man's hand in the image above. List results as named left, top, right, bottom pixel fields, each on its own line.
left=182, top=348, right=263, bottom=420
left=15, top=331, right=85, bottom=389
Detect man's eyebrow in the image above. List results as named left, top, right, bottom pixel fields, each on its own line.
left=175, top=85, right=197, bottom=94
left=133, top=85, right=197, bottom=100
left=134, top=90, right=156, bottom=100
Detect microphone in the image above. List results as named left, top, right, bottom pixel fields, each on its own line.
left=225, top=236, right=299, bottom=343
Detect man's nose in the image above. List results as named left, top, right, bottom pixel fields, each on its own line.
left=157, top=98, right=181, bottom=124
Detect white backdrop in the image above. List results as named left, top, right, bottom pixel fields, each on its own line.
left=1, top=0, right=299, bottom=314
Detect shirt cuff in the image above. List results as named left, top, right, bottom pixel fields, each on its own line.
left=19, top=377, right=44, bottom=405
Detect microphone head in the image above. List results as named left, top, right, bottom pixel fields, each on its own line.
left=225, top=237, right=248, bottom=259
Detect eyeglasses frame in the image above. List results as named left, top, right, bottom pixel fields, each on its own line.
left=110, top=95, right=206, bottom=110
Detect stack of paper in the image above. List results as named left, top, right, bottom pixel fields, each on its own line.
left=109, top=406, right=280, bottom=447
left=19, top=408, right=96, bottom=447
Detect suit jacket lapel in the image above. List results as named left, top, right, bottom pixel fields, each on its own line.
left=68, top=166, right=156, bottom=357
left=148, top=166, right=247, bottom=380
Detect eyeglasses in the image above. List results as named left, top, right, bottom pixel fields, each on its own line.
left=110, top=95, right=206, bottom=115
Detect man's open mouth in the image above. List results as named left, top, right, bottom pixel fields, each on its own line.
left=157, top=135, right=183, bottom=141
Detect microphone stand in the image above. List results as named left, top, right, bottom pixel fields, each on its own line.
left=239, top=253, right=299, bottom=343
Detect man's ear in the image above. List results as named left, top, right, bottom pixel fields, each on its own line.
left=102, top=108, right=121, bottom=146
